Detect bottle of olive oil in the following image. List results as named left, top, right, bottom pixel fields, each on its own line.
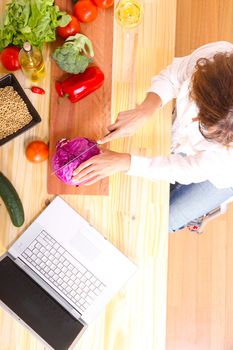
left=19, top=42, right=45, bottom=82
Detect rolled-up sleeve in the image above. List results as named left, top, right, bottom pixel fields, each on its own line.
left=127, top=151, right=232, bottom=187
left=147, top=56, right=190, bottom=106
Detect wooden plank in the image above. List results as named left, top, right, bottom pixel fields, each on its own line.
left=48, top=0, right=113, bottom=195
left=167, top=1, right=233, bottom=349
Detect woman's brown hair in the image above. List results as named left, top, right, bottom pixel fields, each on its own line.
left=190, top=52, right=233, bottom=146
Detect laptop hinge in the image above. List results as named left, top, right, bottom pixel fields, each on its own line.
left=7, top=252, right=16, bottom=260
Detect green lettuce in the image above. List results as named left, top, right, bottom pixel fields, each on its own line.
left=0, top=0, right=71, bottom=51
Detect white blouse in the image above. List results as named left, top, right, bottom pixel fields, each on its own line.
left=127, top=41, right=233, bottom=189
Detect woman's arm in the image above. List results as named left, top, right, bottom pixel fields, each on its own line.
left=72, top=151, right=205, bottom=187
left=72, top=148, right=231, bottom=188
left=98, top=56, right=190, bottom=145
left=98, top=92, right=162, bottom=144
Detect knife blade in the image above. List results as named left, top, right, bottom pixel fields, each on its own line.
left=51, top=142, right=98, bottom=176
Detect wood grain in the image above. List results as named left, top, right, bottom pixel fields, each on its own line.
left=167, top=1, right=233, bottom=349
left=0, top=0, right=176, bottom=349
left=48, top=0, right=113, bottom=195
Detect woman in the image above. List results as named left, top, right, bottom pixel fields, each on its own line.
left=72, top=41, right=233, bottom=232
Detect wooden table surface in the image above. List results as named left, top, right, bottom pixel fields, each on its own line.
left=0, top=1, right=176, bottom=349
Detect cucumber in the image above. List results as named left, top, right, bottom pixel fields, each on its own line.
left=0, top=171, right=25, bottom=227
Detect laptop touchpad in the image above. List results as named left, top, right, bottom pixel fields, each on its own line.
left=70, top=229, right=101, bottom=261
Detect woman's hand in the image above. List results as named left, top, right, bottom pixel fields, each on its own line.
left=72, top=150, right=131, bottom=186
left=98, top=92, right=162, bottom=144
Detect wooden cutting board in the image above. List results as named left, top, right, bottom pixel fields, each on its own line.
left=48, top=0, right=113, bottom=195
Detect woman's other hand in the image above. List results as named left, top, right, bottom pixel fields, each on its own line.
left=98, top=92, right=162, bottom=144
left=72, top=150, right=131, bottom=186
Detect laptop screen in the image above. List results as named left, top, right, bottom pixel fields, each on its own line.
left=0, top=256, right=84, bottom=350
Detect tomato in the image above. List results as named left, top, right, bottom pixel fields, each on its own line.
left=91, top=0, right=114, bottom=8
left=1, top=46, right=21, bottom=71
left=57, top=15, right=81, bottom=39
left=25, top=141, right=49, bottom=163
left=73, top=0, right=98, bottom=23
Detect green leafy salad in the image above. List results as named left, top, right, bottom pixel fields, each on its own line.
left=0, top=0, right=71, bottom=51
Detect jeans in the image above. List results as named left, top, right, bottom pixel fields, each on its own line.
left=169, top=181, right=233, bottom=232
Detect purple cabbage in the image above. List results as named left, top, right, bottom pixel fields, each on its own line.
left=52, top=137, right=100, bottom=185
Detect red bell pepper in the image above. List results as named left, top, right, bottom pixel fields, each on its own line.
left=55, top=66, right=104, bottom=103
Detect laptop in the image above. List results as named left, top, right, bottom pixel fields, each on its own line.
left=0, top=196, right=137, bottom=350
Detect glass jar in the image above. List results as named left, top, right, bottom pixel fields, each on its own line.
left=115, top=0, right=144, bottom=29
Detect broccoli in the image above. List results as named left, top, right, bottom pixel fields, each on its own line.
left=52, top=34, right=94, bottom=74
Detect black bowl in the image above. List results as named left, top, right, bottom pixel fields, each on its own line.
left=0, top=73, right=42, bottom=146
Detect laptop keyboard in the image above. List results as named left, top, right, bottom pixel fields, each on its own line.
left=21, top=230, right=105, bottom=313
